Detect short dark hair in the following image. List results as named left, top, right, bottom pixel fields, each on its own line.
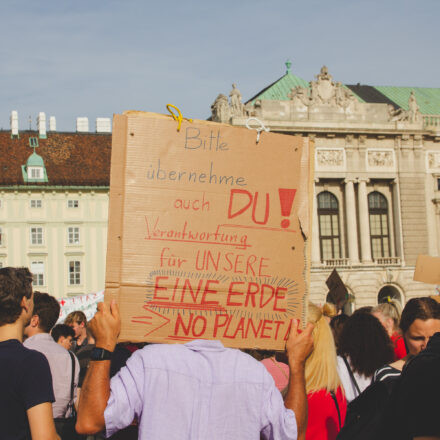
left=64, top=310, right=87, bottom=326
left=338, top=312, right=394, bottom=376
left=33, top=292, right=60, bottom=333
left=400, top=297, right=440, bottom=334
left=51, top=324, right=75, bottom=342
left=0, top=267, right=33, bottom=326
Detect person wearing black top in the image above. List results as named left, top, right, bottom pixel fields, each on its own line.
left=381, top=332, right=440, bottom=439
left=0, top=267, right=58, bottom=439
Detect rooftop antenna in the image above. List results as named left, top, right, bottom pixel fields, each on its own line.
left=28, top=115, right=32, bottom=131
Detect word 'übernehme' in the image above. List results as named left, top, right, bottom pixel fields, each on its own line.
left=146, top=160, right=247, bottom=186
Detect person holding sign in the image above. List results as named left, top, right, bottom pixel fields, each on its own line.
left=76, top=301, right=314, bottom=440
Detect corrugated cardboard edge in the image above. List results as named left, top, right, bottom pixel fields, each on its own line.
left=104, top=114, right=128, bottom=304
left=300, top=138, right=314, bottom=329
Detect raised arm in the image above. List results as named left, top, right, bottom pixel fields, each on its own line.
left=284, top=320, right=314, bottom=440
left=76, top=301, right=121, bottom=435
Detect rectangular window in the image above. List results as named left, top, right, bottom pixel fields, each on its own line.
left=69, top=261, right=81, bottom=285
left=30, top=200, right=42, bottom=208
left=68, top=227, right=80, bottom=244
left=68, top=200, right=79, bottom=208
left=30, top=168, right=42, bottom=179
left=30, top=227, right=43, bottom=245
left=437, top=178, right=440, bottom=191
left=31, top=261, right=44, bottom=286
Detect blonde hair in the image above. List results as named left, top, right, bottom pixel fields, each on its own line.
left=322, top=302, right=337, bottom=319
left=371, top=298, right=402, bottom=332
left=305, top=303, right=341, bottom=394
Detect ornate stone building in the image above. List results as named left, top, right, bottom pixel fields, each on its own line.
left=211, top=63, right=440, bottom=308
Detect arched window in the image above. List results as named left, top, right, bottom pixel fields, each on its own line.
left=378, top=285, right=402, bottom=306
left=368, top=192, right=390, bottom=260
left=317, top=192, right=341, bottom=260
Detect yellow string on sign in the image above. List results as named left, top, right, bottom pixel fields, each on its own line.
left=166, top=104, right=193, bottom=132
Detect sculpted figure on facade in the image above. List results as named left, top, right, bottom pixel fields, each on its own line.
left=389, top=92, right=421, bottom=123
left=408, top=91, right=421, bottom=123
left=428, top=152, right=440, bottom=170
left=368, top=151, right=394, bottom=167
left=288, top=86, right=310, bottom=107
left=211, top=94, right=231, bottom=123
left=317, top=149, right=344, bottom=167
left=229, top=83, right=246, bottom=117
left=289, top=66, right=358, bottom=108
left=211, top=83, right=247, bottom=122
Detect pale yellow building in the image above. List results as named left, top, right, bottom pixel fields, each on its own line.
left=0, top=126, right=110, bottom=298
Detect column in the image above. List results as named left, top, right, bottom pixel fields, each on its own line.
left=344, top=179, right=359, bottom=263
left=392, top=179, right=405, bottom=264
left=357, top=178, right=372, bottom=263
left=311, top=180, right=321, bottom=265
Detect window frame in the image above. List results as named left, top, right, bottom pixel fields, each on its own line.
left=30, top=226, right=44, bottom=245
left=368, top=191, right=391, bottom=260
left=317, top=191, right=342, bottom=261
left=68, top=226, right=80, bottom=245
left=68, top=260, right=81, bottom=285
left=31, top=261, right=45, bottom=287
left=67, top=200, right=79, bottom=208
left=30, top=199, right=42, bottom=209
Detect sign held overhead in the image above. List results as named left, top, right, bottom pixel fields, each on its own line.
left=105, top=111, right=314, bottom=349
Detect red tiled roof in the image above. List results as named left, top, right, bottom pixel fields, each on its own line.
left=0, top=131, right=111, bottom=186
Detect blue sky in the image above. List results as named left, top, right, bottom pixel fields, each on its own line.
left=1, top=0, right=439, bottom=131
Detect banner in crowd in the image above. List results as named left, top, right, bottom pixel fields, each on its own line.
left=57, top=291, right=104, bottom=323
left=105, top=111, right=314, bottom=349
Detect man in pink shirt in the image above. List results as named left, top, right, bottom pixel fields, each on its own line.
left=76, top=302, right=314, bottom=440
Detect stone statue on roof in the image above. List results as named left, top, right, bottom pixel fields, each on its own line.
left=229, top=83, right=245, bottom=117
left=388, top=91, right=421, bottom=123
left=211, top=94, right=231, bottom=123
left=408, top=90, right=420, bottom=123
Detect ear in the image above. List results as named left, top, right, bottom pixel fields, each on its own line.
left=58, top=336, right=65, bottom=343
left=21, top=296, right=31, bottom=314
left=30, top=315, right=40, bottom=328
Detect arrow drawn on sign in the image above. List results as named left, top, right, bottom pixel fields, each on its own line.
left=131, top=305, right=171, bottom=337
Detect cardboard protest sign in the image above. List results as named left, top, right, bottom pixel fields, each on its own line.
left=105, top=111, right=314, bottom=349
left=326, top=269, right=348, bottom=309
left=413, top=255, right=440, bottom=285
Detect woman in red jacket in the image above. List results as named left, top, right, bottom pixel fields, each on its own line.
left=372, top=298, right=407, bottom=360
left=305, top=303, right=347, bottom=440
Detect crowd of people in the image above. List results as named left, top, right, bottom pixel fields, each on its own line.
left=1, top=265, right=440, bottom=439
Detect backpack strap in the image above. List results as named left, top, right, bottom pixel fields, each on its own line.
left=67, top=351, right=77, bottom=418
left=330, top=391, right=341, bottom=431
left=342, top=356, right=361, bottom=397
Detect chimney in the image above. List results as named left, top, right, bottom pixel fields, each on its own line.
left=76, top=117, right=89, bottom=133
left=96, top=117, right=111, bottom=133
left=10, top=110, right=19, bottom=138
left=37, top=112, right=47, bottom=138
left=49, top=116, right=56, bottom=132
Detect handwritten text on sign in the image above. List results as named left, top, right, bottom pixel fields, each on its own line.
left=106, top=115, right=312, bottom=349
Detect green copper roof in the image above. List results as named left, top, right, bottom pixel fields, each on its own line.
left=247, top=72, right=310, bottom=104
left=374, top=86, right=440, bottom=115
left=26, top=151, right=45, bottom=167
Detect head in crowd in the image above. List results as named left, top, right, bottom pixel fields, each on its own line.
left=322, top=302, right=337, bottom=323
left=338, top=312, right=394, bottom=377
left=371, top=298, right=402, bottom=337
left=330, top=314, right=349, bottom=350
left=25, top=292, right=60, bottom=337
left=0, top=267, right=33, bottom=327
left=305, top=303, right=341, bottom=394
left=399, top=297, right=440, bottom=356
left=352, top=306, right=373, bottom=315
left=51, top=323, right=75, bottom=350
left=64, top=310, right=87, bottom=339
